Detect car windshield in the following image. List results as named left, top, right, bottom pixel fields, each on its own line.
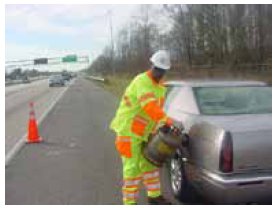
left=51, top=75, right=61, bottom=79
left=193, top=86, right=272, bottom=115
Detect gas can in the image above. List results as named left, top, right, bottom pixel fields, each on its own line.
left=143, top=125, right=187, bottom=167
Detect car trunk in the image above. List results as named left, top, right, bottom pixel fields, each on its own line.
left=205, top=114, right=272, bottom=173
left=232, top=129, right=272, bottom=172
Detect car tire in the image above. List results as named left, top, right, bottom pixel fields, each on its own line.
left=168, top=153, right=197, bottom=203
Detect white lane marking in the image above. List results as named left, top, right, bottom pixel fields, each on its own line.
left=5, top=79, right=75, bottom=166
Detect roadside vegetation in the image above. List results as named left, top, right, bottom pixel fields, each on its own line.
left=86, top=74, right=133, bottom=97
left=86, top=4, right=272, bottom=95
left=87, top=66, right=271, bottom=98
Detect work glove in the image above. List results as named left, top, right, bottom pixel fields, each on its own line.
left=171, top=119, right=184, bottom=131
left=170, top=119, right=184, bottom=136
left=164, top=117, right=184, bottom=136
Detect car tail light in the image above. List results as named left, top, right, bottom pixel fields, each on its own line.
left=219, top=133, right=233, bottom=173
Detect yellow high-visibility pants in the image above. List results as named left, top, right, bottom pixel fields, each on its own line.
left=116, top=134, right=162, bottom=205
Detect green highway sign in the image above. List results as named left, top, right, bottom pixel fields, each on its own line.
left=6, top=55, right=88, bottom=67
left=62, top=55, right=77, bottom=63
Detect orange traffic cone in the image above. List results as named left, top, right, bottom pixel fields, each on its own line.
left=27, top=102, right=42, bottom=143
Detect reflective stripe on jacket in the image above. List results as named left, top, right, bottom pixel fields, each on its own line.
left=110, top=70, right=167, bottom=140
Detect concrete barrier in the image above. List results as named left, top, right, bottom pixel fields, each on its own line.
left=5, top=76, right=49, bottom=86
left=5, top=80, right=22, bottom=86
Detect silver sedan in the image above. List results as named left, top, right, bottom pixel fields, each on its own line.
left=164, top=80, right=272, bottom=204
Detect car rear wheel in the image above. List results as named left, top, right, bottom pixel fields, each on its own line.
left=169, top=154, right=197, bottom=203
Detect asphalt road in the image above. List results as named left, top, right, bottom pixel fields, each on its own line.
left=5, top=77, right=182, bottom=205
left=5, top=79, right=68, bottom=155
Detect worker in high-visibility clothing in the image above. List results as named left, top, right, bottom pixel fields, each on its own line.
left=110, top=50, right=182, bottom=205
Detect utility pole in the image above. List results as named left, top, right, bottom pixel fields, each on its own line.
left=107, top=10, right=115, bottom=75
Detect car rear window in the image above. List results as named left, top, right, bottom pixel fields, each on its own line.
left=193, top=86, right=272, bottom=115
left=51, top=75, right=61, bottom=79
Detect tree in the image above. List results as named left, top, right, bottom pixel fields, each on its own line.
left=87, top=4, right=272, bottom=76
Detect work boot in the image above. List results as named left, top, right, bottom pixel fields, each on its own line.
left=148, top=195, right=172, bottom=205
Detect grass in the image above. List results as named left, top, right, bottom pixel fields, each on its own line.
left=86, top=74, right=133, bottom=97
left=103, top=74, right=133, bottom=97
left=87, top=69, right=271, bottom=98
left=166, top=68, right=272, bottom=85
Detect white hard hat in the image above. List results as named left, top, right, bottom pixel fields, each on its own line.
left=150, top=50, right=171, bottom=70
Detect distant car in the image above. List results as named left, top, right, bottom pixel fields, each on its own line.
left=164, top=80, right=272, bottom=204
left=61, top=72, right=71, bottom=81
left=48, top=75, right=65, bottom=87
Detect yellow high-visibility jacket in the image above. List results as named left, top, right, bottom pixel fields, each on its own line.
left=110, top=70, right=170, bottom=141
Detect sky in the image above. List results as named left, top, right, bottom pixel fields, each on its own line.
left=5, top=4, right=138, bottom=72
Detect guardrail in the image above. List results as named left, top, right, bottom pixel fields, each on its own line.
left=88, top=76, right=105, bottom=82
